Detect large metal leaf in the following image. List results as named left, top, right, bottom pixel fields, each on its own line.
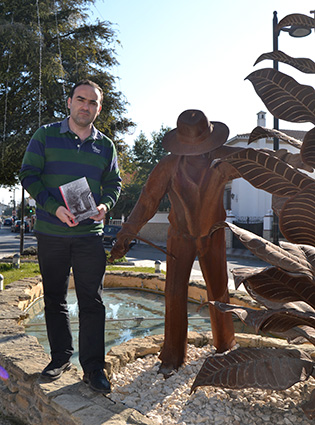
left=246, top=68, right=315, bottom=124
left=232, top=266, right=315, bottom=308
left=217, top=148, right=313, bottom=197
left=277, top=13, right=315, bottom=32
left=280, top=241, right=315, bottom=268
left=274, top=149, right=313, bottom=172
left=270, top=326, right=315, bottom=346
left=284, top=326, right=315, bottom=346
left=210, top=222, right=315, bottom=279
left=301, top=127, right=315, bottom=167
left=190, top=347, right=314, bottom=393
left=280, top=182, right=315, bottom=246
left=248, top=126, right=303, bottom=148
left=254, top=51, right=315, bottom=74
left=209, top=301, right=315, bottom=335
left=232, top=266, right=265, bottom=290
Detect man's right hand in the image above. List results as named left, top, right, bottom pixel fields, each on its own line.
left=56, top=206, right=78, bottom=227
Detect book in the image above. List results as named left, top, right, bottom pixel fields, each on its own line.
left=59, top=177, right=98, bottom=222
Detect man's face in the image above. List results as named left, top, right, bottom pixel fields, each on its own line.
left=67, top=84, right=102, bottom=128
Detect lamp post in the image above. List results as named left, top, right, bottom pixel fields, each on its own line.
left=272, top=10, right=313, bottom=244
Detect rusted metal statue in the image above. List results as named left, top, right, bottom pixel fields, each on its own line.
left=110, top=109, right=241, bottom=377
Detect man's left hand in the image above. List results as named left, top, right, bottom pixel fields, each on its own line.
left=90, top=204, right=107, bottom=221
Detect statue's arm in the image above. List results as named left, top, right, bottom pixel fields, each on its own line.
left=110, top=155, right=175, bottom=259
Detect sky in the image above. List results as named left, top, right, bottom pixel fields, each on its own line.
left=90, top=0, right=315, bottom=142
left=1, top=0, right=314, bottom=206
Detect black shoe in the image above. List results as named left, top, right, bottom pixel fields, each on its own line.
left=83, top=369, right=111, bottom=393
left=41, top=360, right=72, bottom=381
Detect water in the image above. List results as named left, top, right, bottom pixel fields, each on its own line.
left=24, top=288, right=212, bottom=369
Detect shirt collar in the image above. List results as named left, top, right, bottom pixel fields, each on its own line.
left=60, top=117, right=101, bottom=140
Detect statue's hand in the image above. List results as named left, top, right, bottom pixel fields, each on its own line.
left=109, top=234, right=132, bottom=262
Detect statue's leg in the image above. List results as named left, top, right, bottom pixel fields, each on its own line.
left=158, top=230, right=196, bottom=377
left=198, top=228, right=236, bottom=353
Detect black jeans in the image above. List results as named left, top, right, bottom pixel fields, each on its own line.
left=36, top=233, right=106, bottom=373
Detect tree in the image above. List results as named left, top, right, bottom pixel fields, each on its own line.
left=112, top=125, right=171, bottom=218
left=151, top=125, right=170, bottom=164
left=0, top=0, right=134, bottom=186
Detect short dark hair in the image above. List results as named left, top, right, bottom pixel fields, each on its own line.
left=69, top=79, right=103, bottom=104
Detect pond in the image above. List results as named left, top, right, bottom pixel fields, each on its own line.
left=24, top=288, right=215, bottom=369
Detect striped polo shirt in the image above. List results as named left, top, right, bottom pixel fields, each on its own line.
left=19, top=118, right=121, bottom=237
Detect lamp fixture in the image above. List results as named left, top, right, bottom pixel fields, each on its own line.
left=289, top=26, right=312, bottom=37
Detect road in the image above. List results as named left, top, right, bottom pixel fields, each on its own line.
left=0, top=226, right=36, bottom=257
left=120, top=240, right=268, bottom=292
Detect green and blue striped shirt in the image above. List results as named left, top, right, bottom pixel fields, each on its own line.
left=19, top=118, right=121, bottom=237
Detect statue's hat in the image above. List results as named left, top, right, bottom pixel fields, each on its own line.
left=162, top=109, right=229, bottom=155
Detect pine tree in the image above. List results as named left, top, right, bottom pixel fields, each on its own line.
left=0, top=0, right=133, bottom=185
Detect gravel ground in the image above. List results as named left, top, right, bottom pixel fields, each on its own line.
left=109, top=345, right=315, bottom=424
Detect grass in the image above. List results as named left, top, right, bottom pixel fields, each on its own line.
left=0, top=261, right=165, bottom=289
left=107, top=265, right=166, bottom=275
left=0, top=262, right=41, bottom=287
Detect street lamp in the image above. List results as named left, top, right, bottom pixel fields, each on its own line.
left=272, top=10, right=313, bottom=149
left=272, top=10, right=313, bottom=244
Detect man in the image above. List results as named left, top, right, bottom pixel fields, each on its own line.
left=20, top=80, right=121, bottom=393
left=110, top=109, right=240, bottom=378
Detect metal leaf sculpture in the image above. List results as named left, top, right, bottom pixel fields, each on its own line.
left=248, top=266, right=315, bottom=298
left=248, top=126, right=303, bottom=148
left=283, top=326, right=315, bottom=346
left=193, top=13, right=315, bottom=418
left=279, top=241, right=315, bottom=268
left=208, top=301, right=315, bottom=336
left=210, top=221, right=315, bottom=279
left=190, top=347, right=314, bottom=393
left=245, top=68, right=315, bottom=124
left=254, top=51, right=315, bottom=74
left=276, top=13, right=315, bottom=32
left=301, top=127, right=315, bottom=168
left=280, top=182, right=315, bottom=245
left=213, top=148, right=313, bottom=198
left=274, top=149, right=313, bottom=172
left=247, top=127, right=313, bottom=171
left=232, top=267, right=315, bottom=308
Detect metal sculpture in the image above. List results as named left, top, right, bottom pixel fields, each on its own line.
left=110, top=109, right=244, bottom=377
left=110, top=12, right=315, bottom=385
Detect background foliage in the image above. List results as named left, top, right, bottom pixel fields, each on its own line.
left=112, top=125, right=171, bottom=219
left=0, top=0, right=134, bottom=186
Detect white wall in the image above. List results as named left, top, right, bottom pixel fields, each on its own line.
left=148, top=212, right=169, bottom=223
left=231, top=178, right=271, bottom=218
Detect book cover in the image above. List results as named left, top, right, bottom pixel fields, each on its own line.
left=59, top=177, right=98, bottom=222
